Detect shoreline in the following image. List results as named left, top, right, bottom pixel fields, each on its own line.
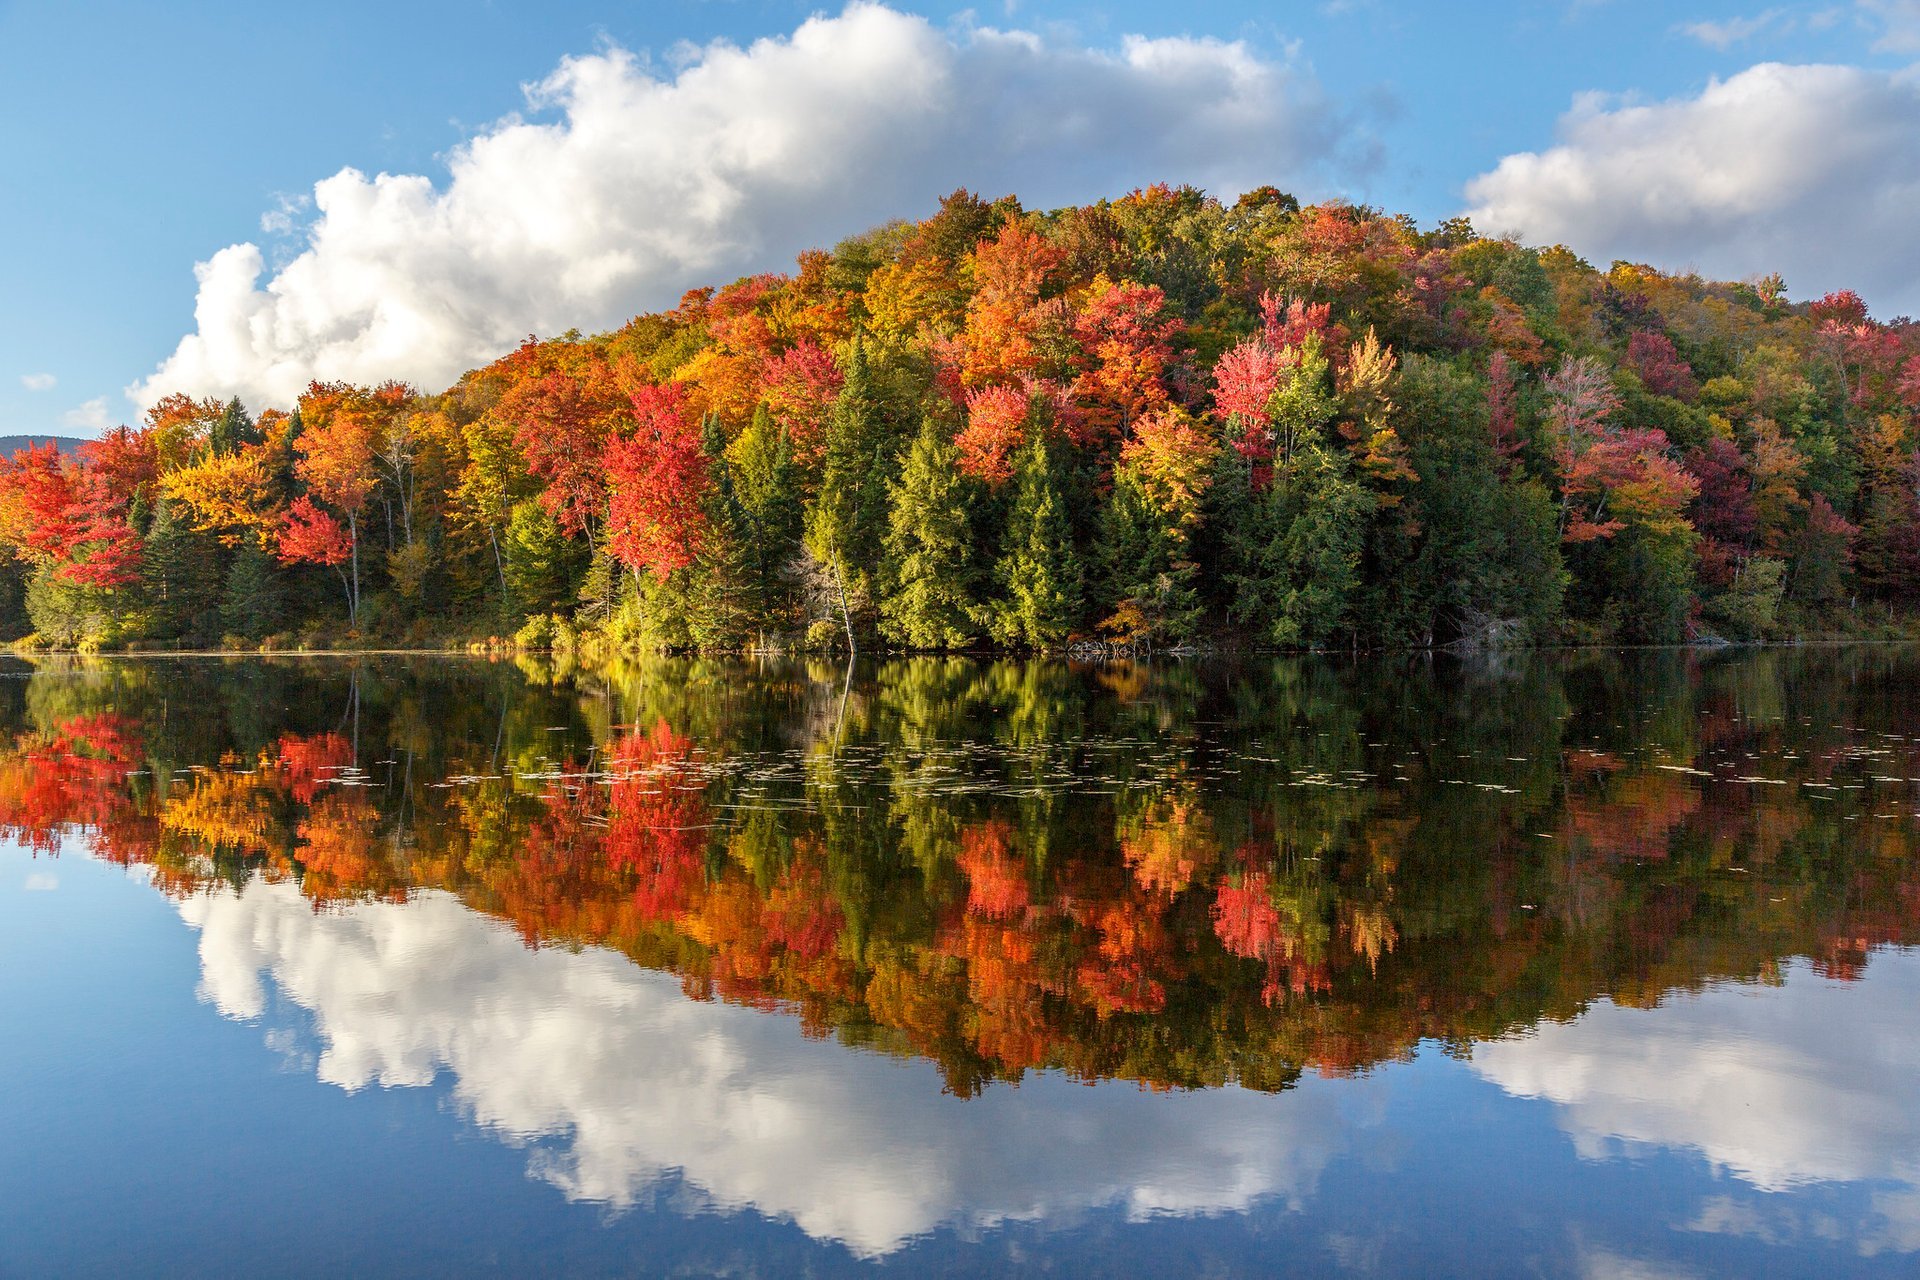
left=9, top=635, right=1920, bottom=662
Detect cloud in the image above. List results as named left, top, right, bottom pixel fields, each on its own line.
left=131, top=3, right=1366, bottom=412
left=60, top=397, right=112, bottom=432
left=1472, top=953, right=1920, bottom=1195
left=174, top=875, right=1369, bottom=1255
left=1463, top=62, right=1920, bottom=318
left=1677, top=9, right=1788, bottom=48
left=1860, top=0, right=1920, bottom=51
left=19, top=373, right=55, bottom=392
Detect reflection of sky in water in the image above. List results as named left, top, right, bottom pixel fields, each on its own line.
left=183, top=874, right=1374, bottom=1256
left=1473, top=952, right=1920, bottom=1258
left=171, top=868, right=1920, bottom=1263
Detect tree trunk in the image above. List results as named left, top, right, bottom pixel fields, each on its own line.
left=347, top=512, right=361, bottom=626
left=832, top=555, right=857, bottom=655
left=489, top=525, right=509, bottom=606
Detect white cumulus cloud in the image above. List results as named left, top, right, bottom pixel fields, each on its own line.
left=1464, top=62, right=1920, bottom=318
left=131, top=3, right=1366, bottom=412
left=19, top=373, right=55, bottom=392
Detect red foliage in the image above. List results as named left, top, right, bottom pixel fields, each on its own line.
left=761, top=340, right=844, bottom=463
left=956, top=384, right=1031, bottom=485
left=1627, top=331, right=1699, bottom=402
left=1213, top=337, right=1283, bottom=436
left=604, top=381, right=709, bottom=580
left=1070, top=278, right=1180, bottom=444
left=955, top=819, right=1029, bottom=919
left=1809, top=290, right=1870, bottom=327
left=494, top=348, right=627, bottom=536
left=1487, top=351, right=1523, bottom=476
left=277, top=495, right=352, bottom=568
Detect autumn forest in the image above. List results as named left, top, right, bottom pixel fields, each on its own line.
left=6, top=185, right=1918, bottom=654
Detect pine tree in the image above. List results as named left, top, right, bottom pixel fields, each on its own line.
left=1098, top=468, right=1202, bottom=645
left=730, top=405, right=802, bottom=627
left=882, top=416, right=978, bottom=648
left=1222, top=336, right=1367, bottom=648
left=219, top=544, right=281, bottom=639
left=142, top=499, right=224, bottom=642
left=209, top=398, right=262, bottom=456
left=992, top=433, right=1082, bottom=648
left=504, top=499, right=584, bottom=614
left=686, top=414, right=756, bottom=647
left=804, top=336, right=891, bottom=647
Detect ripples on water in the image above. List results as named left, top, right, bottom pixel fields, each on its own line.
left=3, top=649, right=1919, bottom=1276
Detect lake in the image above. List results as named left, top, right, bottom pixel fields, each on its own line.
left=3, top=649, right=1919, bottom=1277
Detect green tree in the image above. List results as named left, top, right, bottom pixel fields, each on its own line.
left=209, top=398, right=262, bottom=456
left=219, top=544, right=281, bottom=640
left=804, top=336, right=892, bottom=647
left=504, top=498, right=584, bottom=614
left=729, top=405, right=802, bottom=628
left=992, top=433, right=1082, bottom=648
left=142, top=499, right=224, bottom=642
left=882, top=416, right=978, bottom=648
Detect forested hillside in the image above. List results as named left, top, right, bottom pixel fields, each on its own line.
left=4, top=185, right=1916, bottom=652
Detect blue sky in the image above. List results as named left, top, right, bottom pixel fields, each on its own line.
left=4, top=0, right=1917, bottom=436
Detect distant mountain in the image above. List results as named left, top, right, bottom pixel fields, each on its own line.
left=0, top=435, right=85, bottom=458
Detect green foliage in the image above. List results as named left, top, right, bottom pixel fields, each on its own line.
left=992, top=434, right=1082, bottom=649
left=503, top=499, right=583, bottom=614
left=881, top=417, right=979, bottom=649
left=219, top=545, right=281, bottom=640
left=142, top=499, right=224, bottom=643
left=1099, top=468, right=1205, bottom=645
left=1705, top=557, right=1786, bottom=639
left=25, top=567, right=145, bottom=651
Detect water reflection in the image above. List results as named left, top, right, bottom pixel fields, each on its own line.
left=5, top=649, right=1920, bottom=1263
left=182, top=877, right=1366, bottom=1256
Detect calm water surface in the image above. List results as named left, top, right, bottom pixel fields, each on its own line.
left=3, top=650, right=1919, bottom=1277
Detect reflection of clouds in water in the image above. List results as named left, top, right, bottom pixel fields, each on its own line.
left=177, top=878, right=1365, bottom=1256
left=1474, top=952, right=1920, bottom=1255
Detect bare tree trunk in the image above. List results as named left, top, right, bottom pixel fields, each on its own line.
left=832, top=555, right=857, bottom=655
left=347, top=512, right=361, bottom=626
left=488, top=525, right=509, bottom=606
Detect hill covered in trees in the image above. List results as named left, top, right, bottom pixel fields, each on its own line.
left=2, top=185, right=1916, bottom=653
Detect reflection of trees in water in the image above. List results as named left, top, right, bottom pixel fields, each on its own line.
left=4, top=648, right=1920, bottom=1096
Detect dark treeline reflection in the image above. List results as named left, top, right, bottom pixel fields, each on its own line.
left=7, top=649, right=1920, bottom=1096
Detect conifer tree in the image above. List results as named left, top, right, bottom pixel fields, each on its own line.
left=142, top=498, right=224, bottom=641
left=1098, top=468, right=1203, bottom=645
left=219, top=544, right=281, bottom=639
left=209, top=398, right=262, bottom=456
left=882, top=416, right=977, bottom=648
left=993, top=433, right=1082, bottom=648
left=805, top=336, right=890, bottom=647
left=730, top=405, right=801, bottom=626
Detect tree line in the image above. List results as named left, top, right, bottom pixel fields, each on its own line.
left=3, top=184, right=1917, bottom=652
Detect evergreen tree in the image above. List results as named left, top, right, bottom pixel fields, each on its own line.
left=729, top=405, right=802, bottom=627
left=142, top=499, right=224, bottom=642
left=881, top=416, right=978, bottom=648
left=1099, top=467, right=1204, bottom=645
left=209, top=398, right=262, bottom=456
left=992, top=434, right=1082, bottom=648
left=685, top=414, right=757, bottom=647
left=219, top=544, right=281, bottom=640
left=1224, top=341, right=1368, bottom=648
left=504, top=499, right=584, bottom=614
left=804, top=336, right=891, bottom=646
